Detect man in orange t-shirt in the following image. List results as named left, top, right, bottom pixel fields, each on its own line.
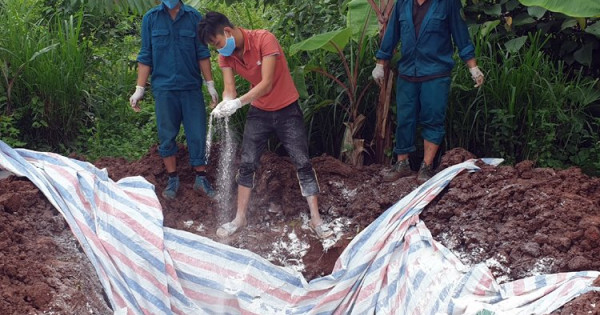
left=197, top=11, right=333, bottom=239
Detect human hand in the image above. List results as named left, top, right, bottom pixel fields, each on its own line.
left=129, top=85, right=145, bottom=112
left=217, top=98, right=243, bottom=118
left=469, top=66, right=485, bottom=88
left=205, top=80, right=219, bottom=106
left=372, top=63, right=385, bottom=86
left=211, top=101, right=224, bottom=118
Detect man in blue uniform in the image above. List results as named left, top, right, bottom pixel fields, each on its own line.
left=372, top=0, right=485, bottom=184
left=129, top=0, right=218, bottom=199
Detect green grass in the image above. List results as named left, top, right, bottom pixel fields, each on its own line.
left=447, top=31, right=600, bottom=174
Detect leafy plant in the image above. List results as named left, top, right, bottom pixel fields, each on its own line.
left=61, top=0, right=204, bottom=15
left=447, top=29, right=600, bottom=174
left=0, top=114, right=27, bottom=148
left=464, top=0, right=600, bottom=76
left=517, top=0, right=600, bottom=18
left=289, top=0, right=378, bottom=165
left=0, top=0, right=91, bottom=149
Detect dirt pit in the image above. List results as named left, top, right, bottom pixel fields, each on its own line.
left=1, top=146, right=599, bottom=314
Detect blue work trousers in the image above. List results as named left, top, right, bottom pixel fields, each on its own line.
left=394, top=76, right=451, bottom=155
left=153, top=89, right=207, bottom=166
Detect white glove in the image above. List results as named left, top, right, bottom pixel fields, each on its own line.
left=205, top=80, right=219, bottom=105
left=213, top=98, right=243, bottom=118
left=220, top=98, right=243, bottom=117
left=129, top=85, right=145, bottom=112
left=211, top=102, right=225, bottom=118
left=372, top=63, right=385, bottom=85
left=469, top=66, right=485, bottom=88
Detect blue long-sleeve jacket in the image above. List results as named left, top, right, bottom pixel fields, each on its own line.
left=375, top=0, right=475, bottom=77
left=136, top=3, right=211, bottom=91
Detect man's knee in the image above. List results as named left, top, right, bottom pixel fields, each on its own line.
left=236, top=163, right=256, bottom=188
left=297, top=166, right=320, bottom=197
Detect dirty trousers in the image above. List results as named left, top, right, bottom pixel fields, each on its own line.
left=237, top=101, right=319, bottom=197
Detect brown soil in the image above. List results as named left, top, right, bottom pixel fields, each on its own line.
left=1, top=146, right=599, bottom=314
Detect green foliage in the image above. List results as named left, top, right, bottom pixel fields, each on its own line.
left=263, top=0, right=347, bottom=154
left=447, top=31, right=600, bottom=175
left=269, top=0, right=347, bottom=43
left=517, top=0, right=600, bottom=18
left=0, top=0, right=90, bottom=150
left=1, top=0, right=598, bottom=176
left=464, top=0, right=600, bottom=76
left=0, top=114, right=27, bottom=147
left=346, top=0, right=379, bottom=40
left=287, top=1, right=380, bottom=164
left=62, top=0, right=204, bottom=15
left=290, top=28, right=353, bottom=55
left=81, top=20, right=157, bottom=161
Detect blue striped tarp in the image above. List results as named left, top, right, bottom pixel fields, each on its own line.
left=0, top=140, right=598, bottom=314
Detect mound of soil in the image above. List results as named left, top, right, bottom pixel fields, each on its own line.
left=1, top=145, right=598, bottom=314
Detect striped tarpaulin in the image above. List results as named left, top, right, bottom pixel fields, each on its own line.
left=0, top=140, right=598, bottom=314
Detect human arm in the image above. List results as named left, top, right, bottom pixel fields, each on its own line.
left=238, top=54, right=276, bottom=105
left=130, top=14, right=153, bottom=112
left=198, top=58, right=218, bottom=106
left=221, top=67, right=237, bottom=101
left=214, top=55, right=276, bottom=118
left=129, top=63, right=151, bottom=112
left=375, top=0, right=402, bottom=61
left=449, top=0, right=483, bottom=87
left=211, top=67, right=236, bottom=118
left=449, top=0, right=475, bottom=62
left=373, top=1, right=401, bottom=84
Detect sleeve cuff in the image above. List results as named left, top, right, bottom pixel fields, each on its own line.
left=375, top=50, right=392, bottom=60
left=458, top=45, right=475, bottom=61
left=136, top=56, right=152, bottom=66
left=197, top=52, right=211, bottom=60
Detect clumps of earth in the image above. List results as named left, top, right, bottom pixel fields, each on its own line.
left=1, top=146, right=598, bottom=314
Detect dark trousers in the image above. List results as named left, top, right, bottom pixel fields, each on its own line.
left=237, top=101, right=319, bottom=197
left=394, top=76, right=451, bottom=155
left=153, top=89, right=207, bottom=166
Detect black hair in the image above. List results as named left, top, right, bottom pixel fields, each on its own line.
left=197, top=11, right=235, bottom=46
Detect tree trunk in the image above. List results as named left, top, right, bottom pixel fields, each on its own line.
left=373, top=71, right=394, bottom=164
left=370, top=0, right=395, bottom=164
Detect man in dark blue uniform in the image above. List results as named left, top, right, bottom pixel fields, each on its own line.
left=130, top=0, right=218, bottom=199
left=372, top=0, right=485, bottom=184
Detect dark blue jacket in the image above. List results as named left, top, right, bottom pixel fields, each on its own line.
left=376, top=0, right=475, bottom=77
left=137, top=3, right=211, bottom=91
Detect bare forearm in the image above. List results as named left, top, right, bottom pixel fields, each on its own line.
left=199, top=58, right=213, bottom=81
left=239, top=81, right=272, bottom=105
left=465, top=58, right=477, bottom=68
left=376, top=59, right=390, bottom=67
left=136, top=63, right=151, bottom=87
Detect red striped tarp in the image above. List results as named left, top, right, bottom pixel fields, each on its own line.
left=0, top=141, right=598, bottom=314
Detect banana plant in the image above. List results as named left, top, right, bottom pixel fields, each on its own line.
left=365, top=0, right=396, bottom=164
left=517, top=0, right=600, bottom=18
left=289, top=0, right=379, bottom=166
left=476, top=0, right=600, bottom=68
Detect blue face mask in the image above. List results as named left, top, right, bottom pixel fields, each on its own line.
left=217, top=33, right=235, bottom=57
left=162, top=0, right=179, bottom=9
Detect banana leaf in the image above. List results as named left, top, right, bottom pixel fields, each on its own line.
left=518, top=0, right=600, bottom=18
left=289, top=28, right=353, bottom=55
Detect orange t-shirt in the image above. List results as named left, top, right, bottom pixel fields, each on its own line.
left=218, top=28, right=299, bottom=111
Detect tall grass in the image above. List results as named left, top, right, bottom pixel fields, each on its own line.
left=82, top=29, right=156, bottom=161
left=447, top=31, right=600, bottom=174
left=32, top=13, right=88, bottom=148
left=0, top=0, right=89, bottom=150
